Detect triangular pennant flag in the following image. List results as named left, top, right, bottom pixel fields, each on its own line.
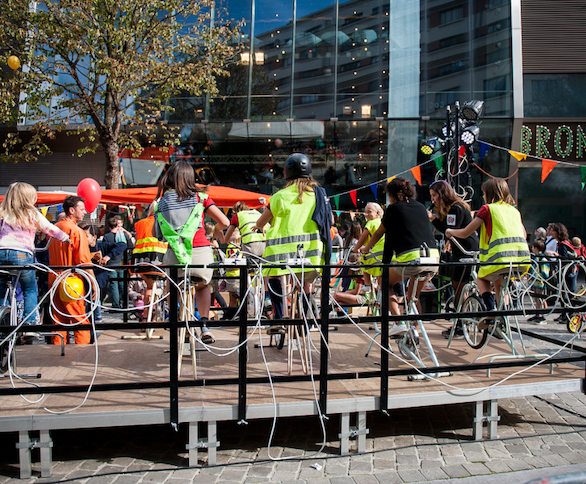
left=410, top=166, right=422, bottom=186
left=387, top=176, right=396, bottom=183
left=57, top=204, right=63, bottom=214
left=335, top=210, right=341, bottom=217
left=369, top=183, right=378, bottom=199
left=349, top=190, right=357, bottom=207
left=458, top=145, right=466, bottom=159
left=479, top=142, right=490, bottom=161
left=508, top=149, right=527, bottom=162
left=541, top=159, right=557, bottom=183
left=581, top=166, right=586, bottom=191
left=331, top=195, right=339, bottom=210
left=40, top=207, right=49, bottom=217
left=434, top=154, right=444, bottom=173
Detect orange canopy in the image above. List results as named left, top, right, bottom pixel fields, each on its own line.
left=0, top=186, right=269, bottom=208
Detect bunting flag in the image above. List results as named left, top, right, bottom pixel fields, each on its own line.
left=581, top=166, right=586, bottom=190
left=387, top=176, right=396, bottom=183
left=349, top=190, right=357, bottom=207
left=369, top=183, right=378, bottom=199
left=458, top=145, right=466, bottom=160
left=541, top=159, right=557, bottom=183
left=478, top=142, right=490, bottom=161
left=40, top=207, right=49, bottom=218
left=331, top=195, right=339, bottom=210
left=434, top=154, right=444, bottom=173
left=508, top=149, right=527, bottom=162
left=57, top=204, right=63, bottom=214
left=335, top=210, right=341, bottom=217
left=410, top=166, right=422, bottom=186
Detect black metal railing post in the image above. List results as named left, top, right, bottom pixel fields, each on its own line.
left=169, top=265, right=179, bottom=430
left=237, top=264, right=249, bottom=423
left=122, top=251, right=129, bottom=323
left=319, top=262, right=331, bottom=416
left=380, top=263, right=389, bottom=413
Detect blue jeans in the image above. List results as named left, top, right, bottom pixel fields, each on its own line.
left=0, top=249, right=39, bottom=325
left=108, top=270, right=124, bottom=308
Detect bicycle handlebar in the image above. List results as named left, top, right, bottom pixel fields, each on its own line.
left=446, top=236, right=479, bottom=258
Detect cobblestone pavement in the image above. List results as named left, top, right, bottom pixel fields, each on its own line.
left=1, top=314, right=586, bottom=483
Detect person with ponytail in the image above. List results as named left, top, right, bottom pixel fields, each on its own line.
left=361, top=177, right=439, bottom=336
left=254, top=153, right=332, bottom=332
left=446, top=177, right=530, bottom=320
left=155, top=160, right=229, bottom=344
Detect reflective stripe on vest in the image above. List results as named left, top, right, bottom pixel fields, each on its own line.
left=237, top=210, right=265, bottom=245
left=263, top=184, right=323, bottom=275
left=478, top=202, right=530, bottom=278
left=132, top=217, right=168, bottom=266
left=156, top=194, right=207, bottom=265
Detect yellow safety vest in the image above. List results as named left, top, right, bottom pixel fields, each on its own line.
left=132, top=216, right=168, bottom=264
left=225, top=243, right=242, bottom=278
left=361, top=218, right=385, bottom=276
left=263, top=184, right=323, bottom=276
left=392, top=248, right=440, bottom=264
left=478, top=202, right=530, bottom=278
left=237, top=209, right=265, bottom=245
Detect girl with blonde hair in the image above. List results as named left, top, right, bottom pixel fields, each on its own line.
left=0, top=182, right=70, bottom=327
left=352, top=202, right=385, bottom=290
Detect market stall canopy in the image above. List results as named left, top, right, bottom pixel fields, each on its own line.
left=228, top=120, right=324, bottom=139
left=0, top=186, right=269, bottom=208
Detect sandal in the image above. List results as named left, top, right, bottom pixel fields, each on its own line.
left=200, top=332, right=215, bottom=344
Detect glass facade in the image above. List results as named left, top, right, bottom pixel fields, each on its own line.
left=165, top=0, right=515, bottom=201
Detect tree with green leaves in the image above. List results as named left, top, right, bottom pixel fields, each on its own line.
left=0, top=0, right=240, bottom=188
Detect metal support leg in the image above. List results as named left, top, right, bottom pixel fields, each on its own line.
left=489, top=400, right=499, bottom=439
left=39, top=430, right=53, bottom=478
left=208, top=421, right=217, bottom=466
left=339, top=413, right=350, bottom=455
left=17, top=431, right=32, bottom=479
left=474, top=401, right=484, bottom=441
left=357, top=412, right=367, bottom=453
left=473, top=400, right=500, bottom=441
left=187, top=421, right=199, bottom=467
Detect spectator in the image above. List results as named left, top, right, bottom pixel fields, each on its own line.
left=101, top=215, right=134, bottom=309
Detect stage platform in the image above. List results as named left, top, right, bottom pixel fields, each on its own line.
left=0, top=320, right=584, bottom=478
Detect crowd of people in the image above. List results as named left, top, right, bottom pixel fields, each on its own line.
left=0, top=153, right=585, bottom=348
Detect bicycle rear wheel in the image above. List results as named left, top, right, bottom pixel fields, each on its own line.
left=0, top=306, right=15, bottom=374
left=460, top=295, right=488, bottom=349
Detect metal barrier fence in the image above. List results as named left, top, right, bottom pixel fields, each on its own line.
left=1, top=259, right=585, bottom=431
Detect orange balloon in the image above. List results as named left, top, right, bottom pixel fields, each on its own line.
left=59, top=276, right=85, bottom=303
left=7, top=55, right=21, bottom=71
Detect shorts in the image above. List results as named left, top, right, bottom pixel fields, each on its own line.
left=163, top=246, right=214, bottom=285
left=242, top=241, right=266, bottom=258
left=390, top=259, right=439, bottom=279
left=355, top=294, right=367, bottom=305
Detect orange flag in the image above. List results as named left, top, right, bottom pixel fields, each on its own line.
left=508, top=150, right=527, bottom=161
left=410, top=166, right=422, bottom=186
left=541, top=159, right=557, bottom=183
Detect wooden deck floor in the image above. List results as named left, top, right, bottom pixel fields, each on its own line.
left=0, top=319, right=581, bottom=422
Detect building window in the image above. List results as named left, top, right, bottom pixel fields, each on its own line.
left=439, top=6, right=464, bottom=25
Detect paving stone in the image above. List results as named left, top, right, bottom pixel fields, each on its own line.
left=395, top=454, right=418, bottom=468
left=485, top=459, right=512, bottom=473
left=374, top=470, right=402, bottom=484
left=328, top=477, right=355, bottom=484
left=420, top=466, right=449, bottom=481
left=111, top=475, right=144, bottom=484
left=372, top=458, right=395, bottom=471
left=441, top=464, right=471, bottom=479
left=506, top=459, right=533, bottom=471
left=397, top=469, right=426, bottom=483
left=463, top=462, right=491, bottom=475
left=442, top=455, right=467, bottom=465
left=352, top=475, right=379, bottom=484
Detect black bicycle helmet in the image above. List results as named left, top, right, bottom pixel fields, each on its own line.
left=284, top=153, right=312, bottom=180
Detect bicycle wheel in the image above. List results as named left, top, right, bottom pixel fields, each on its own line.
left=398, top=328, right=419, bottom=361
left=460, top=295, right=488, bottom=349
left=0, top=306, right=14, bottom=374
left=567, top=314, right=583, bottom=334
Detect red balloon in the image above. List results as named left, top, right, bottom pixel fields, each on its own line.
left=76, top=178, right=102, bottom=213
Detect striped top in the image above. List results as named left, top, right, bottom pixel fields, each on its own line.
left=0, top=211, right=69, bottom=255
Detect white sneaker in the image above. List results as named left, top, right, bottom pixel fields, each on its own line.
left=389, top=323, right=408, bottom=337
